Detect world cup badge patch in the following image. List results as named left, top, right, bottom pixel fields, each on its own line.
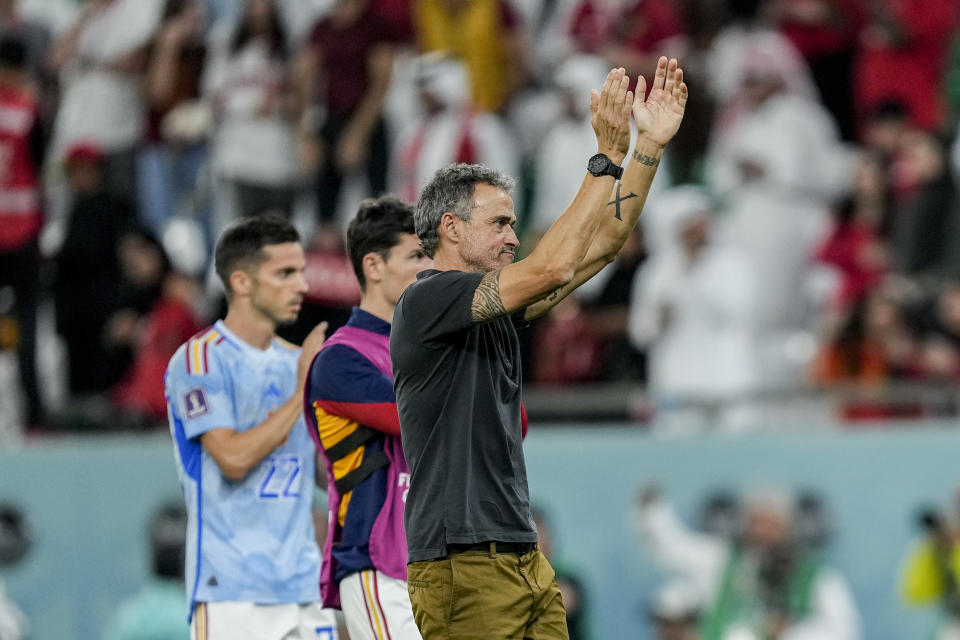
left=183, top=387, right=210, bottom=419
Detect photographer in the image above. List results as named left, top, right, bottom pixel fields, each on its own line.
left=900, top=506, right=960, bottom=639
left=633, top=485, right=860, bottom=640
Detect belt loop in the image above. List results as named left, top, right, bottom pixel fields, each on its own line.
left=489, top=541, right=496, bottom=558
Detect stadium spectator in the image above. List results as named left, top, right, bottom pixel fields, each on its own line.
left=111, top=268, right=204, bottom=427
left=810, top=284, right=929, bottom=419
left=607, top=0, right=687, bottom=87
left=412, top=0, right=530, bottom=114
left=0, top=34, right=44, bottom=427
left=391, top=54, right=518, bottom=209
left=708, top=32, right=853, bottom=387
left=138, top=0, right=211, bottom=248
left=629, top=186, right=759, bottom=432
left=812, top=195, right=889, bottom=314
left=53, top=142, right=132, bottom=398
left=102, top=502, right=188, bottom=640
left=563, top=0, right=624, bottom=57
left=853, top=0, right=959, bottom=133
left=888, top=131, right=960, bottom=279
left=634, top=485, right=861, bottom=640
left=900, top=499, right=960, bottom=640
left=861, top=100, right=910, bottom=166
left=204, top=0, right=299, bottom=224
left=0, top=0, right=53, bottom=125
left=49, top=0, right=165, bottom=206
left=300, top=0, right=407, bottom=227
left=707, top=5, right=818, bottom=116
left=103, top=231, right=173, bottom=383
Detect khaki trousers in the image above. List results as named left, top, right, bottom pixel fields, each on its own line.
left=407, top=545, right=569, bottom=640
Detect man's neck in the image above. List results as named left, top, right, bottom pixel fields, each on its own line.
left=433, top=247, right=478, bottom=273
left=223, top=305, right=276, bottom=350
left=359, top=291, right=394, bottom=325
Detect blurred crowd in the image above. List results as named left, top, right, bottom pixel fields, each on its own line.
left=633, top=484, right=859, bottom=640
left=633, top=482, right=960, bottom=640
left=1, top=0, right=960, bottom=435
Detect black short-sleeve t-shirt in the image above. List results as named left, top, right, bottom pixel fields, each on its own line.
left=391, top=269, right=536, bottom=562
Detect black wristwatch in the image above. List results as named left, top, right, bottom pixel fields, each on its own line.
left=587, top=153, right=623, bottom=180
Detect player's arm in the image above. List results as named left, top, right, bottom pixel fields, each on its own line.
left=201, top=323, right=328, bottom=481
left=525, top=57, right=688, bottom=320
left=470, top=67, right=634, bottom=323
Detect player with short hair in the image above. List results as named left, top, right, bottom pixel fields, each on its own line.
left=164, top=213, right=337, bottom=639
left=305, top=196, right=431, bottom=640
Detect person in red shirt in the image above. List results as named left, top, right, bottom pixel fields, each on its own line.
left=854, top=0, right=959, bottom=132
left=814, top=196, right=888, bottom=312
left=111, top=271, right=203, bottom=424
left=0, top=34, right=45, bottom=426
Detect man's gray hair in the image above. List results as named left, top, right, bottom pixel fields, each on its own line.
left=415, top=163, right=516, bottom=258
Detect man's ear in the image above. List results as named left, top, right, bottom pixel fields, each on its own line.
left=229, top=269, right=253, bottom=298
left=362, top=252, right=384, bottom=285
left=439, top=212, right=461, bottom=244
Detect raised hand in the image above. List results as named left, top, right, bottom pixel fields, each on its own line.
left=590, top=67, right=634, bottom=163
left=632, top=57, right=688, bottom=148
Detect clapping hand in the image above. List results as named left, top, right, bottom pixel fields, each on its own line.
left=589, top=67, right=634, bottom=164
left=632, top=57, right=688, bottom=148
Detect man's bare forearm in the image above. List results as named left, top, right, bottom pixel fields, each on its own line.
left=594, top=137, right=664, bottom=259
left=525, top=170, right=623, bottom=282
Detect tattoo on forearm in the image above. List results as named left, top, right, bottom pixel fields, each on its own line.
left=471, top=268, right=508, bottom=322
left=633, top=150, right=660, bottom=166
left=607, top=183, right=639, bottom=221
left=545, top=287, right=561, bottom=302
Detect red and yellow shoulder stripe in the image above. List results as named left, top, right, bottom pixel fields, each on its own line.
left=185, top=327, right=224, bottom=375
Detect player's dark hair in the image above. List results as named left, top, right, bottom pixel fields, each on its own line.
left=149, top=502, right=187, bottom=581
left=214, top=213, right=300, bottom=298
left=347, top=196, right=418, bottom=291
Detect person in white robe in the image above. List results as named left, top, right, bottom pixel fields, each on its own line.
left=629, top=186, right=759, bottom=432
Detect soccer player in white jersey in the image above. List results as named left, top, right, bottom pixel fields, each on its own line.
left=164, top=214, right=337, bottom=640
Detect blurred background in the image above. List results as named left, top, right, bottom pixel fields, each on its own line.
left=2, top=0, right=960, bottom=638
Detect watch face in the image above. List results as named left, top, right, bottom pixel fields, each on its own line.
left=588, top=154, right=607, bottom=174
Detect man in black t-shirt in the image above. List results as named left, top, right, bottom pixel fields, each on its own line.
left=392, top=59, right=688, bottom=640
